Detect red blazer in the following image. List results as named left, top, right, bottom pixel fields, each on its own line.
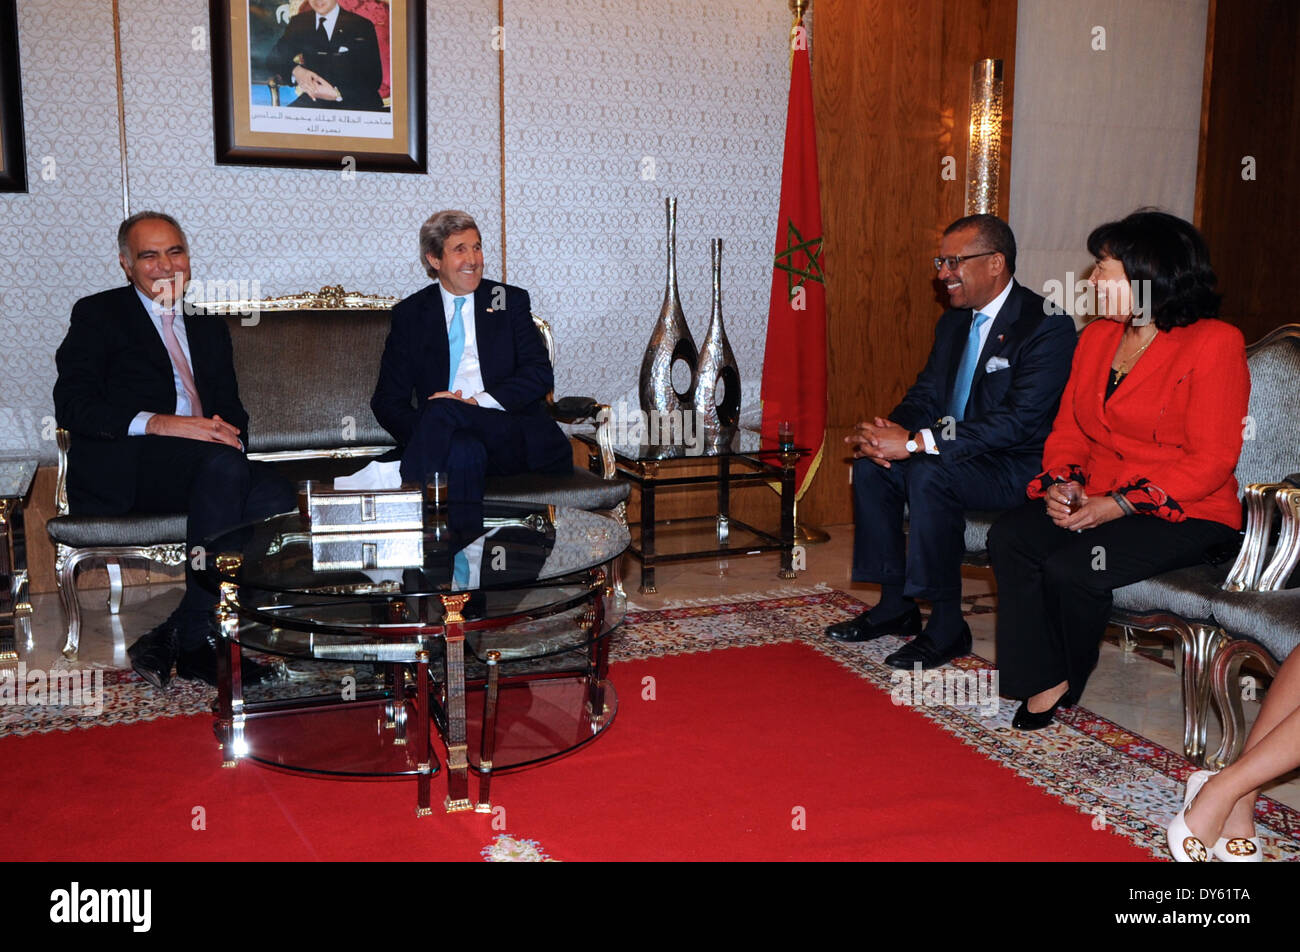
left=1029, top=318, right=1249, bottom=528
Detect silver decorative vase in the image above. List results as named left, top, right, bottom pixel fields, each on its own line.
left=694, top=238, right=741, bottom=447
left=639, top=197, right=698, bottom=427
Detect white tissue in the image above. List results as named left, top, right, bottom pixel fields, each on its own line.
left=333, top=460, right=403, bottom=491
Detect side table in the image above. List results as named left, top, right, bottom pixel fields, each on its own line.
left=574, top=430, right=805, bottom=593
left=0, top=458, right=38, bottom=669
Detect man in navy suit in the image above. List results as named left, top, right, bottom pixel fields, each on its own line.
left=370, top=210, right=572, bottom=505
left=826, top=214, right=1076, bottom=668
left=53, top=212, right=295, bottom=689
left=268, top=0, right=384, bottom=112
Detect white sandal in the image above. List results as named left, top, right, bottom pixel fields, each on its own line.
left=1167, top=770, right=1214, bottom=863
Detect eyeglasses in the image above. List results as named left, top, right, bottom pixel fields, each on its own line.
left=933, top=251, right=996, bottom=271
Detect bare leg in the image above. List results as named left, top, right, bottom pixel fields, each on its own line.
left=1185, top=649, right=1300, bottom=842
left=1027, top=679, right=1069, bottom=714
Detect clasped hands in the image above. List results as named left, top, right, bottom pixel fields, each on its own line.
left=291, top=65, right=341, bottom=102
left=145, top=413, right=242, bottom=448
left=1043, top=481, right=1125, bottom=531
left=429, top=390, right=478, bottom=406
left=845, top=417, right=911, bottom=468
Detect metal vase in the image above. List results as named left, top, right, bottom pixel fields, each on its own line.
left=639, top=198, right=698, bottom=428
left=694, top=238, right=741, bottom=447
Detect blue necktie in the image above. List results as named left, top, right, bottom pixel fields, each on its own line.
left=453, top=551, right=470, bottom=591
left=947, top=311, right=991, bottom=422
left=447, top=296, right=466, bottom=390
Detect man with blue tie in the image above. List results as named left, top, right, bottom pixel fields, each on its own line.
left=370, top=210, right=572, bottom=509
left=825, top=215, right=1076, bottom=668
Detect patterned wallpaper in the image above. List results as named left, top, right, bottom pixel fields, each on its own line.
left=0, top=0, right=792, bottom=462
left=502, top=0, right=791, bottom=409
left=0, top=1, right=125, bottom=462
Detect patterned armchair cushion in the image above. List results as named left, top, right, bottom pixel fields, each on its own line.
left=47, top=513, right=187, bottom=548
left=1209, top=589, right=1300, bottom=664
left=1111, top=563, right=1229, bottom=622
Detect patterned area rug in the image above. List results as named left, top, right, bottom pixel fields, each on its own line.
left=5, top=589, right=1297, bottom=862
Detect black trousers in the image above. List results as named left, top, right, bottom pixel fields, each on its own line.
left=399, top=399, right=571, bottom=503
left=850, top=450, right=1041, bottom=602
left=133, top=437, right=295, bottom=646
left=987, top=501, right=1237, bottom=702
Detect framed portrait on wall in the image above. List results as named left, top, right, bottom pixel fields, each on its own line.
left=0, top=0, right=28, bottom=193
left=210, top=0, right=425, bottom=172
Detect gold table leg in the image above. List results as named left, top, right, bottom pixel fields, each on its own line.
left=440, top=593, right=472, bottom=813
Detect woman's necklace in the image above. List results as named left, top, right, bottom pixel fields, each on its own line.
left=1112, top=326, right=1158, bottom=381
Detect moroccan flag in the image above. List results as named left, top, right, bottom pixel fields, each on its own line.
left=760, top=36, right=826, bottom=501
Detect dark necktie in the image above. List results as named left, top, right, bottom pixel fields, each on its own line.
left=316, top=15, right=327, bottom=44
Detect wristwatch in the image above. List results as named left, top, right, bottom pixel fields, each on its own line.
left=905, top=432, right=920, bottom=454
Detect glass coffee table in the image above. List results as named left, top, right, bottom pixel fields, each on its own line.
left=200, top=502, right=629, bottom=816
left=574, top=428, right=807, bottom=593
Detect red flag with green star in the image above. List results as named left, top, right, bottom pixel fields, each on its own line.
left=761, top=34, right=826, bottom=501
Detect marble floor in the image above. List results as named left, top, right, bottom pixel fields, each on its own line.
left=12, top=521, right=1300, bottom=814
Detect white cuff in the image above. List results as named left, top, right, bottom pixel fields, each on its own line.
left=919, top=428, right=940, bottom=455
left=128, top=411, right=154, bottom=436
left=473, top=391, right=505, bottom=411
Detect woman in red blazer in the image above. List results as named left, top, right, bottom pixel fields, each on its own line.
left=988, top=211, right=1248, bottom=737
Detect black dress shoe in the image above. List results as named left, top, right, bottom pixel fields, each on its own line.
left=826, top=606, right=922, bottom=642
left=176, top=640, right=275, bottom=688
left=1011, top=694, right=1072, bottom=730
left=126, top=623, right=179, bottom=690
left=883, top=622, right=973, bottom=669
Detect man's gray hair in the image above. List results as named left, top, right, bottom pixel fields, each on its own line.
left=418, top=210, right=479, bottom=277
left=117, top=211, right=187, bottom=259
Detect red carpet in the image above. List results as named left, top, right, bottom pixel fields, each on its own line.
left=0, top=640, right=1150, bottom=861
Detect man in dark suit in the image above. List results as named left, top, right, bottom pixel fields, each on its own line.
left=268, top=0, right=384, bottom=112
left=371, top=209, right=572, bottom=506
left=53, top=212, right=295, bottom=689
left=826, top=214, right=1076, bottom=669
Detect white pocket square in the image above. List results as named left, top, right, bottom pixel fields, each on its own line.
left=338, top=46, right=350, bottom=52
left=985, top=356, right=1010, bottom=373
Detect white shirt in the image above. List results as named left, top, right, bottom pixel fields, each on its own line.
left=128, top=287, right=196, bottom=436
left=918, top=278, right=1016, bottom=453
left=315, top=5, right=340, bottom=40
left=438, top=284, right=504, bottom=412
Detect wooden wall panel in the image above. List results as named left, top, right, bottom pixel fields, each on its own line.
left=800, top=0, right=1018, bottom=527
left=1195, top=0, right=1300, bottom=345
